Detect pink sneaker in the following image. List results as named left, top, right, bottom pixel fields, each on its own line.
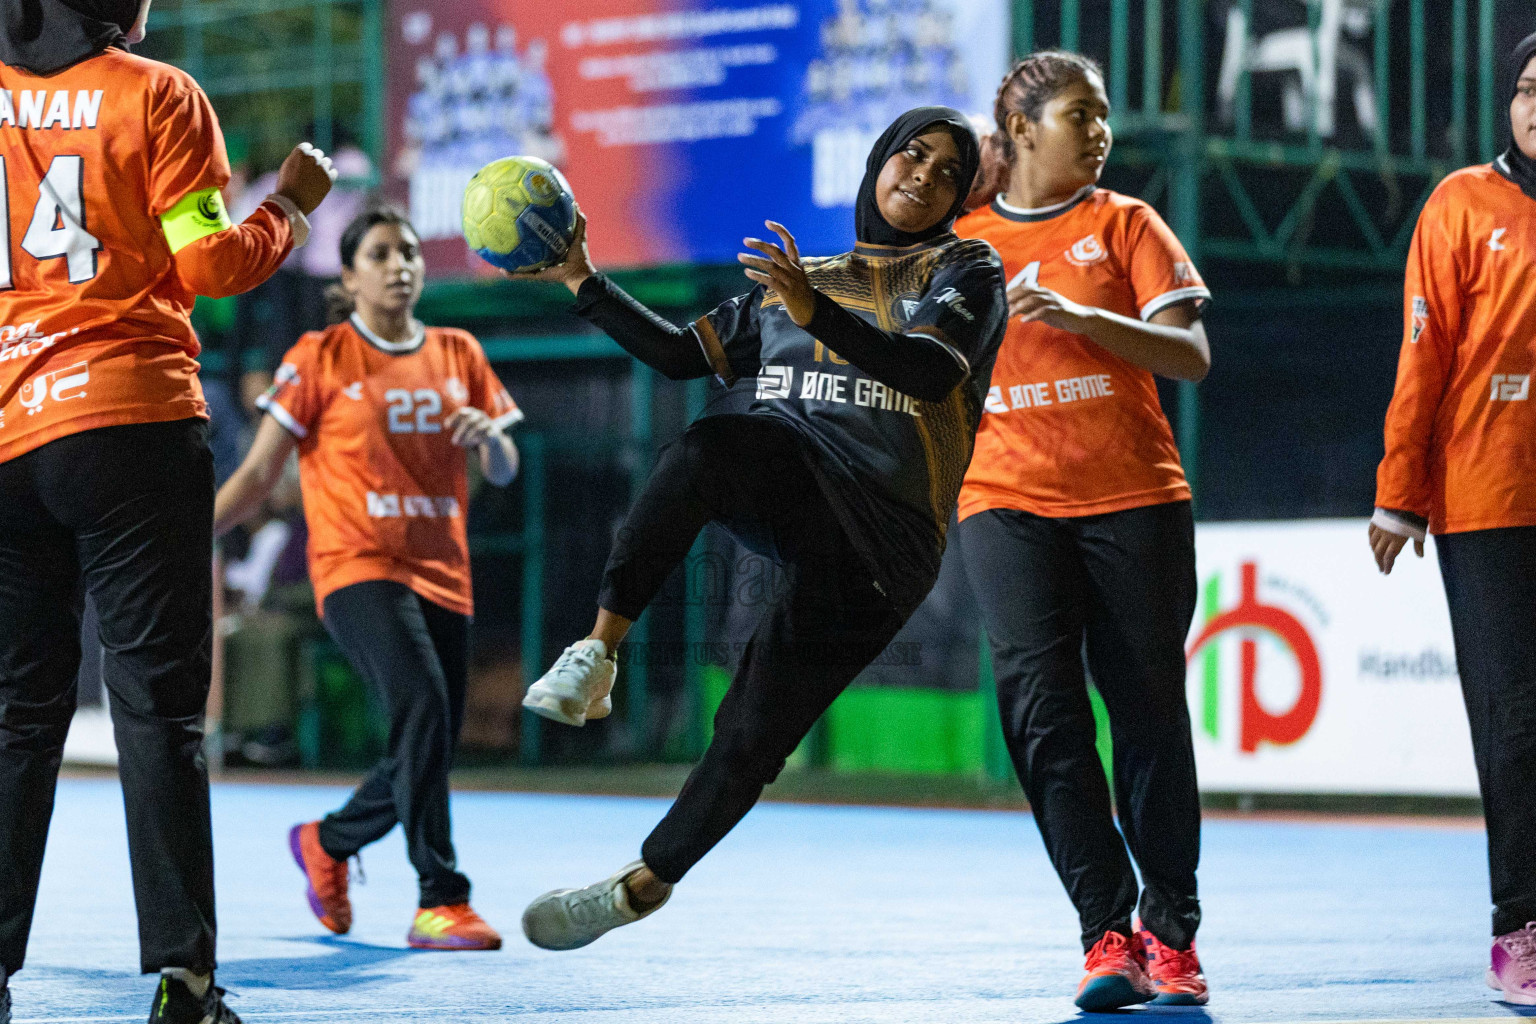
left=1488, top=922, right=1536, bottom=1005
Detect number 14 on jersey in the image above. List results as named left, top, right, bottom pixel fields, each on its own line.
left=0, top=155, right=104, bottom=288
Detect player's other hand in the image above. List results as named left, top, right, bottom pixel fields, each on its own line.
left=740, top=221, right=815, bottom=326
left=501, top=207, right=595, bottom=295
left=1008, top=278, right=1092, bottom=333
left=1368, top=522, right=1424, bottom=575
left=445, top=407, right=496, bottom=449
left=277, top=142, right=339, bottom=216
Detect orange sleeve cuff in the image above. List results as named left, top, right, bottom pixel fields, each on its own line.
left=173, top=203, right=295, bottom=299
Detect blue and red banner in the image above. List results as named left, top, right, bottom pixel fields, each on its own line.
left=386, top=0, right=1010, bottom=276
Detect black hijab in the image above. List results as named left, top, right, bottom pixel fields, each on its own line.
left=855, top=106, right=981, bottom=247
left=1496, top=30, right=1536, bottom=201
left=1, top=0, right=136, bottom=76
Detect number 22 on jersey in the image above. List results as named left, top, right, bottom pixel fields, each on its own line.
left=386, top=388, right=443, bottom=434
left=0, top=155, right=103, bottom=289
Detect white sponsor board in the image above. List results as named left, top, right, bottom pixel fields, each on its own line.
left=1187, top=519, right=1477, bottom=796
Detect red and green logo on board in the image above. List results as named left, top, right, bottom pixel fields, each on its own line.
left=1186, top=561, right=1323, bottom=753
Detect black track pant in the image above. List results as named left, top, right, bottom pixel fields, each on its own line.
left=956, top=502, right=1201, bottom=953
left=0, top=419, right=216, bottom=977
left=1437, top=527, right=1536, bottom=936
left=597, top=415, right=906, bottom=884
left=317, top=580, right=471, bottom=908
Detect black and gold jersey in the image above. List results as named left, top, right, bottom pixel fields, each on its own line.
left=690, top=234, right=1006, bottom=614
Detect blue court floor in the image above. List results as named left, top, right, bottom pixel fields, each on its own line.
left=11, top=778, right=1530, bottom=1022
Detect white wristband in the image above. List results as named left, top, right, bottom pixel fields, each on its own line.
left=1371, top=507, right=1427, bottom=543
left=263, top=193, right=311, bottom=249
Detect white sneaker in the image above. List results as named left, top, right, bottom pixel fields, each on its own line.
left=522, top=860, right=671, bottom=950
left=522, top=639, right=616, bottom=727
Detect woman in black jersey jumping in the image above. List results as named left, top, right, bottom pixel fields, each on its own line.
left=512, top=107, right=1007, bottom=949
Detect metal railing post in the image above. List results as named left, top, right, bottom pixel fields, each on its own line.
left=1110, top=0, right=1130, bottom=115
left=1236, top=0, right=1253, bottom=141
left=1061, top=0, right=1080, bottom=51
left=1305, top=0, right=1321, bottom=152
left=1173, top=0, right=1204, bottom=504
left=1374, top=0, right=1390, bottom=153
left=1167, top=0, right=1204, bottom=503
left=1014, top=0, right=1034, bottom=57
left=362, top=0, right=385, bottom=175
left=1410, top=0, right=1426, bottom=160
left=1142, top=0, right=1163, bottom=116
left=1452, top=0, right=1469, bottom=166
left=1479, top=0, right=1497, bottom=162
left=518, top=433, right=547, bottom=766
left=313, top=0, right=333, bottom=151
left=626, top=365, right=655, bottom=751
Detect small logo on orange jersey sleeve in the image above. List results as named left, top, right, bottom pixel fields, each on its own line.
left=1410, top=296, right=1428, bottom=344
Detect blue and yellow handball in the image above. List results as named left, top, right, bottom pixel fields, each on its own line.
left=461, top=156, right=577, bottom=273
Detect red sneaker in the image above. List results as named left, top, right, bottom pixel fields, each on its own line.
left=1075, top=930, right=1156, bottom=1010
left=408, top=903, right=503, bottom=950
left=1140, top=929, right=1210, bottom=1005
left=288, top=821, right=351, bottom=934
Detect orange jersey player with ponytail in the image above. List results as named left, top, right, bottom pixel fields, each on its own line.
left=0, top=0, right=336, bottom=1020
left=215, top=206, right=520, bottom=954
left=953, top=52, right=1212, bottom=1012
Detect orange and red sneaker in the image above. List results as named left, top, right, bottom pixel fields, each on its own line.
left=1140, top=929, right=1210, bottom=1005
left=1075, top=929, right=1157, bottom=1011
left=407, top=903, right=503, bottom=950
left=288, top=821, right=351, bottom=934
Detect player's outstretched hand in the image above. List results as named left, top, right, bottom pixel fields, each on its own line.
left=445, top=406, right=496, bottom=449
left=277, top=142, right=339, bottom=216
left=740, top=221, right=815, bottom=326
left=501, top=207, right=595, bottom=295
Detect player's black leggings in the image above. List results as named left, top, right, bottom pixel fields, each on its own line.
left=598, top=414, right=906, bottom=883
left=1437, top=526, right=1536, bottom=936
left=0, top=418, right=217, bottom=978
left=956, top=501, right=1201, bottom=953
left=316, top=580, right=471, bottom=909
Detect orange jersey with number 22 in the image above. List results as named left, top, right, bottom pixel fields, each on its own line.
left=259, top=317, right=521, bottom=616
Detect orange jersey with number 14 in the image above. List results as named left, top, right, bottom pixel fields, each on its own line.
left=258, top=317, right=522, bottom=617
left=954, top=187, right=1209, bottom=520
left=0, top=48, right=292, bottom=463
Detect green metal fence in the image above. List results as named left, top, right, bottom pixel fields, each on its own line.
left=140, top=0, right=385, bottom=174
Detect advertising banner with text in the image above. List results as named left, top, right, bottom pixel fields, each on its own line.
left=386, top=0, right=1011, bottom=276
left=1186, top=519, right=1476, bottom=797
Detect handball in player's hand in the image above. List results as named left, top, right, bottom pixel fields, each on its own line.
left=498, top=209, right=594, bottom=294
left=463, top=156, right=579, bottom=275
left=277, top=142, right=339, bottom=216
